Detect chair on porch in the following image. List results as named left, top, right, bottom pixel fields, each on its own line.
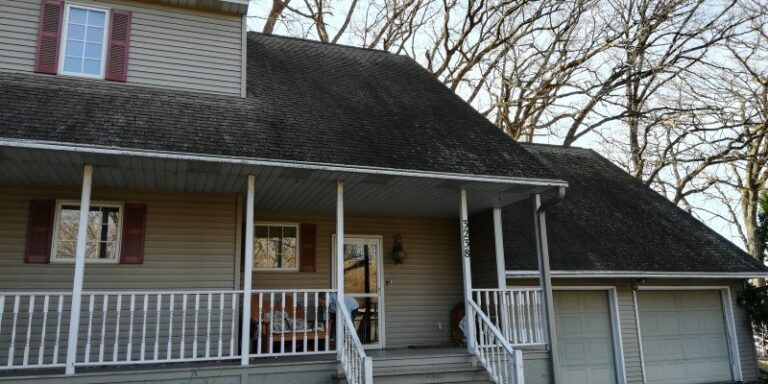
left=251, top=294, right=328, bottom=354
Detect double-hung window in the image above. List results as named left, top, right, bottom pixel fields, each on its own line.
left=59, top=4, right=109, bottom=78
left=253, top=224, right=299, bottom=271
left=51, top=201, right=123, bottom=263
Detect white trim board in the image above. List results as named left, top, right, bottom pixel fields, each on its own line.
left=506, top=270, right=768, bottom=279
left=633, top=286, right=743, bottom=383
left=0, top=138, right=568, bottom=188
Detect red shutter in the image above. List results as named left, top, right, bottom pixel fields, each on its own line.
left=120, top=203, right=146, bottom=264
left=105, top=9, right=132, bottom=82
left=25, top=200, right=55, bottom=264
left=299, top=223, right=317, bottom=272
left=34, top=0, right=64, bottom=74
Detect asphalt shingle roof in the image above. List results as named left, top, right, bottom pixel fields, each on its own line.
left=501, top=144, right=768, bottom=273
left=0, top=33, right=553, bottom=180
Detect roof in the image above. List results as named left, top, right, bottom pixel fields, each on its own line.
left=501, top=143, right=768, bottom=274
left=0, top=33, right=554, bottom=182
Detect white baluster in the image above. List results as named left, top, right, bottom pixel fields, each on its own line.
left=23, top=295, right=34, bottom=366
left=113, top=295, right=122, bottom=362
left=292, top=291, right=297, bottom=353
left=127, top=294, right=136, bottom=362
left=154, top=294, right=162, bottom=361
left=167, top=294, right=174, bottom=360
left=38, top=295, right=50, bottom=366
left=53, top=295, right=64, bottom=365
left=230, top=293, right=237, bottom=357
left=84, top=295, right=94, bottom=363
left=269, top=292, right=274, bottom=354
left=180, top=294, right=187, bottom=359
left=205, top=293, right=212, bottom=358
left=8, top=295, right=20, bottom=367
left=257, top=293, right=263, bottom=355
left=280, top=292, right=285, bottom=354
left=218, top=293, right=224, bottom=358
left=140, top=295, right=148, bottom=361
left=99, top=295, right=108, bottom=363
left=0, top=296, right=4, bottom=366
left=303, top=292, right=308, bottom=353
left=193, top=294, right=200, bottom=359
left=313, top=292, right=319, bottom=352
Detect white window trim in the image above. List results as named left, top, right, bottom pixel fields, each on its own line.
left=58, top=3, right=111, bottom=79
left=50, top=200, right=123, bottom=264
left=252, top=222, right=300, bottom=272
left=633, top=285, right=744, bottom=383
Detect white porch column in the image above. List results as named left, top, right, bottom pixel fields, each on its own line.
left=459, top=189, right=475, bottom=352
left=492, top=208, right=507, bottom=289
left=240, top=175, right=255, bottom=365
left=335, top=180, right=344, bottom=361
left=492, top=207, right=510, bottom=341
left=534, top=194, right=560, bottom=383
left=65, top=164, right=93, bottom=375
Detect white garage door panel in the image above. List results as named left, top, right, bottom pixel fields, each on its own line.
left=638, top=290, right=732, bottom=384
left=555, top=290, right=617, bottom=384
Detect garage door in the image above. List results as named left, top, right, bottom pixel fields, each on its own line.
left=637, top=290, right=732, bottom=384
left=555, top=290, right=618, bottom=384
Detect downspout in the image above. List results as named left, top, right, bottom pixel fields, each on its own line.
left=534, top=186, right=565, bottom=383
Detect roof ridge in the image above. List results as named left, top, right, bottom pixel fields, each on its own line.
left=246, top=32, right=402, bottom=57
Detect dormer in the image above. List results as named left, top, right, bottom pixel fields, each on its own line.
left=0, top=0, right=248, bottom=97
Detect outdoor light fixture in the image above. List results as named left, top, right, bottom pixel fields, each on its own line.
left=392, top=233, right=406, bottom=264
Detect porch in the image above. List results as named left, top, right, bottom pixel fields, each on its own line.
left=0, top=143, right=564, bottom=382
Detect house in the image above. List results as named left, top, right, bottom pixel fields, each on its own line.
left=0, top=1, right=765, bottom=384
left=469, top=143, right=768, bottom=383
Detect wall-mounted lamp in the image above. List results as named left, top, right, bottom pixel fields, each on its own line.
left=392, top=234, right=406, bottom=264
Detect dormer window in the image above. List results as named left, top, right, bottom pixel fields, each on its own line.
left=59, top=5, right=109, bottom=78
left=34, top=0, right=132, bottom=82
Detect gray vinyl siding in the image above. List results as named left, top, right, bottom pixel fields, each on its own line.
left=507, top=278, right=760, bottom=384
left=251, top=213, right=463, bottom=349
left=0, top=186, right=239, bottom=291
left=0, top=0, right=244, bottom=96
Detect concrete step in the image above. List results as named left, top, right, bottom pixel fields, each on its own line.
left=333, top=351, right=491, bottom=384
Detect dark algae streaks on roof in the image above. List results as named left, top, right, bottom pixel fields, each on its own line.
left=500, top=143, right=768, bottom=273
left=0, top=32, right=553, bottom=181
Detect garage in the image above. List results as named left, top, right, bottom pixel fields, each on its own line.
left=554, top=290, right=620, bottom=384
left=637, top=290, right=734, bottom=384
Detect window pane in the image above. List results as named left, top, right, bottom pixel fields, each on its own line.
left=69, top=8, right=87, bottom=24
left=84, top=42, right=102, bottom=59
left=85, top=26, right=104, bottom=43
left=83, top=59, right=101, bottom=75
left=86, top=9, right=105, bottom=27
left=63, top=57, right=82, bottom=73
left=68, top=24, right=85, bottom=41
left=66, top=40, right=84, bottom=57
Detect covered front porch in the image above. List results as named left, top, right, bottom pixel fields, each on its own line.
left=0, top=143, right=564, bottom=382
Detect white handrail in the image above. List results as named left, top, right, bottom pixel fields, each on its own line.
left=468, top=299, right=524, bottom=384
left=337, top=301, right=373, bottom=384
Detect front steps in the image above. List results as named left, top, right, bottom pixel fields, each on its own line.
left=334, top=349, right=491, bottom=384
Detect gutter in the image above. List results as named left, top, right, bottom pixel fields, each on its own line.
left=0, top=138, right=569, bottom=188
left=506, top=270, right=768, bottom=279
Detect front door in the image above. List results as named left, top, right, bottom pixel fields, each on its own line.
left=332, top=235, right=384, bottom=349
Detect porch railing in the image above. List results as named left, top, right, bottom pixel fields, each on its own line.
left=472, top=288, right=546, bottom=346
left=467, top=299, right=524, bottom=384
left=338, top=301, right=373, bottom=384
left=0, top=289, right=343, bottom=371
left=248, top=289, right=335, bottom=357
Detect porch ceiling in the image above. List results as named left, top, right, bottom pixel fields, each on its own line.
left=0, top=145, right=557, bottom=217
